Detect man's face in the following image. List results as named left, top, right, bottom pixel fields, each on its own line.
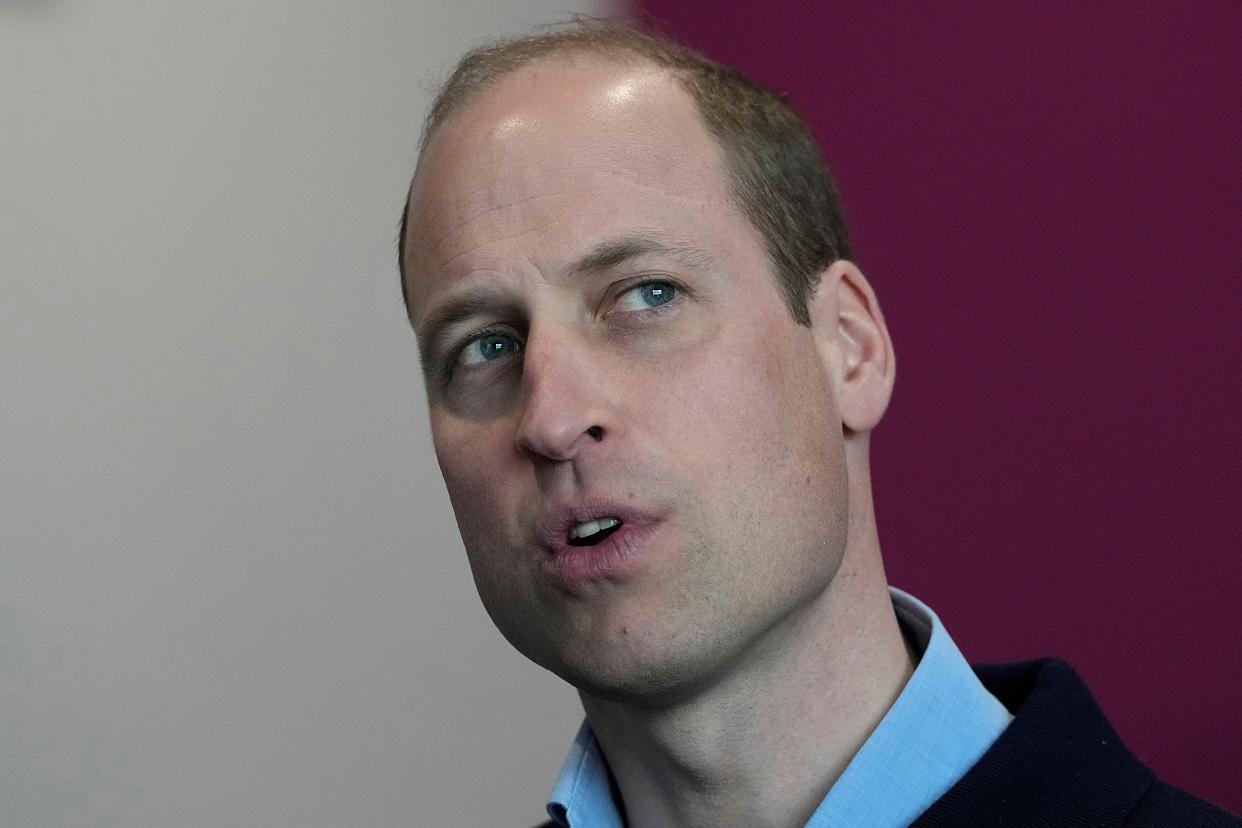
left=404, top=59, right=852, bottom=702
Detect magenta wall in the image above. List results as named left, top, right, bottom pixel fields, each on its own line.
left=630, top=0, right=1241, bottom=812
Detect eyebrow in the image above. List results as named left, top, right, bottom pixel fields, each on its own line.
left=416, top=290, right=520, bottom=372
left=416, top=232, right=715, bottom=367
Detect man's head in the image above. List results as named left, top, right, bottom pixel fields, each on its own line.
left=398, top=22, right=853, bottom=327
left=400, top=22, right=895, bottom=704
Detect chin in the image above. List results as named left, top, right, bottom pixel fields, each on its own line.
left=532, top=632, right=730, bottom=708
left=559, top=662, right=700, bottom=707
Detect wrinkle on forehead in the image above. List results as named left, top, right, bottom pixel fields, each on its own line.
left=411, top=190, right=569, bottom=276
left=412, top=163, right=730, bottom=274
left=413, top=183, right=734, bottom=312
left=430, top=221, right=560, bottom=286
left=404, top=58, right=739, bottom=310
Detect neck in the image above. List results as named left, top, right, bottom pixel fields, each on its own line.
left=579, top=500, right=914, bottom=828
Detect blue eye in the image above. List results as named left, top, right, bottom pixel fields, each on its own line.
left=640, top=283, right=675, bottom=306
left=616, top=281, right=678, bottom=312
left=456, top=332, right=522, bottom=367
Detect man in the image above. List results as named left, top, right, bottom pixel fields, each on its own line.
left=398, top=22, right=1239, bottom=828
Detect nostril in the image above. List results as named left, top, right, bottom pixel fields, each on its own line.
left=586, top=425, right=604, bottom=441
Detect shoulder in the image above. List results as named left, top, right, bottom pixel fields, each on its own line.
left=1127, top=780, right=1242, bottom=827
left=912, top=658, right=1241, bottom=827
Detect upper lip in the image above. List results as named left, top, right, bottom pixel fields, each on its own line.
left=534, top=495, right=663, bottom=552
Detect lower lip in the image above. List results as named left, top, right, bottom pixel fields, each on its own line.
left=542, top=522, right=659, bottom=587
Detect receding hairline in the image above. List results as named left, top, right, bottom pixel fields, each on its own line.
left=399, top=20, right=854, bottom=327
left=401, top=21, right=749, bottom=290
left=416, top=22, right=721, bottom=155
left=402, top=50, right=728, bottom=310
left=419, top=48, right=679, bottom=156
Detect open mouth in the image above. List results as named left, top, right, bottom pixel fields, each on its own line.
left=566, top=517, right=623, bottom=547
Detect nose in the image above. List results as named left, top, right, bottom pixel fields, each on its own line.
left=515, top=326, right=614, bottom=463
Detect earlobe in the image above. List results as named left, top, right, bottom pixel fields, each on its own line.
left=808, top=260, right=896, bottom=433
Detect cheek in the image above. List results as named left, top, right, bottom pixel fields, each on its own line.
left=682, top=324, right=823, bottom=435
left=431, top=423, right=542, bottom=624
left=652, top=321, right=842, bottom=518
left=431, top=422, right=478, bottom=499
left=431, top=420, right=514, bottom=547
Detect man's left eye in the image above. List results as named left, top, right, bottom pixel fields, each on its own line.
left=614, top=281, right=678, bottom=313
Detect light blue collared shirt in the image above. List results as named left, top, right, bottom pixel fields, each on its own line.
left=546, top=587, right=1013, bottom=828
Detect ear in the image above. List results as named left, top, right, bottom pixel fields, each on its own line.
left=807, top=260, right=896, bottom=433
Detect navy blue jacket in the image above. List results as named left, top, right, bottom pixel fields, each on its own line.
left=911, top=658, right=1239, bottom=826
left=533, top=659, right=1240, bottom=826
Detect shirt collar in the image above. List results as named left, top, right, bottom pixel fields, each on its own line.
left=546, top=719, right=624, bottom=828
left=804, top=587, right=1013, bottom=827
left=546, top=586, right=1011, bottom=828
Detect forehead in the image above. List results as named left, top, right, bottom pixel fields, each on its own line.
left=403, top=56, right=747, bottom=318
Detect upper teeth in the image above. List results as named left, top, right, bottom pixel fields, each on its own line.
left=569, top=517, right=620, bottom=540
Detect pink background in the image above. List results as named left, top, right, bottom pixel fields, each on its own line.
left=630, top=0, right=1241, bottom=812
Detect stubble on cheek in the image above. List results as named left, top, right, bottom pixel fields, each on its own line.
left=681, top=311, right=847, bottom=604
left=433, top=430, right=536, bottom=636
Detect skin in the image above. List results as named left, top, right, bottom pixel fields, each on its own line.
left=404, top=56, right=912, bottom=828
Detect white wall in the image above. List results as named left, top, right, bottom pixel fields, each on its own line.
left=0, top=2, right=612, bottom=824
